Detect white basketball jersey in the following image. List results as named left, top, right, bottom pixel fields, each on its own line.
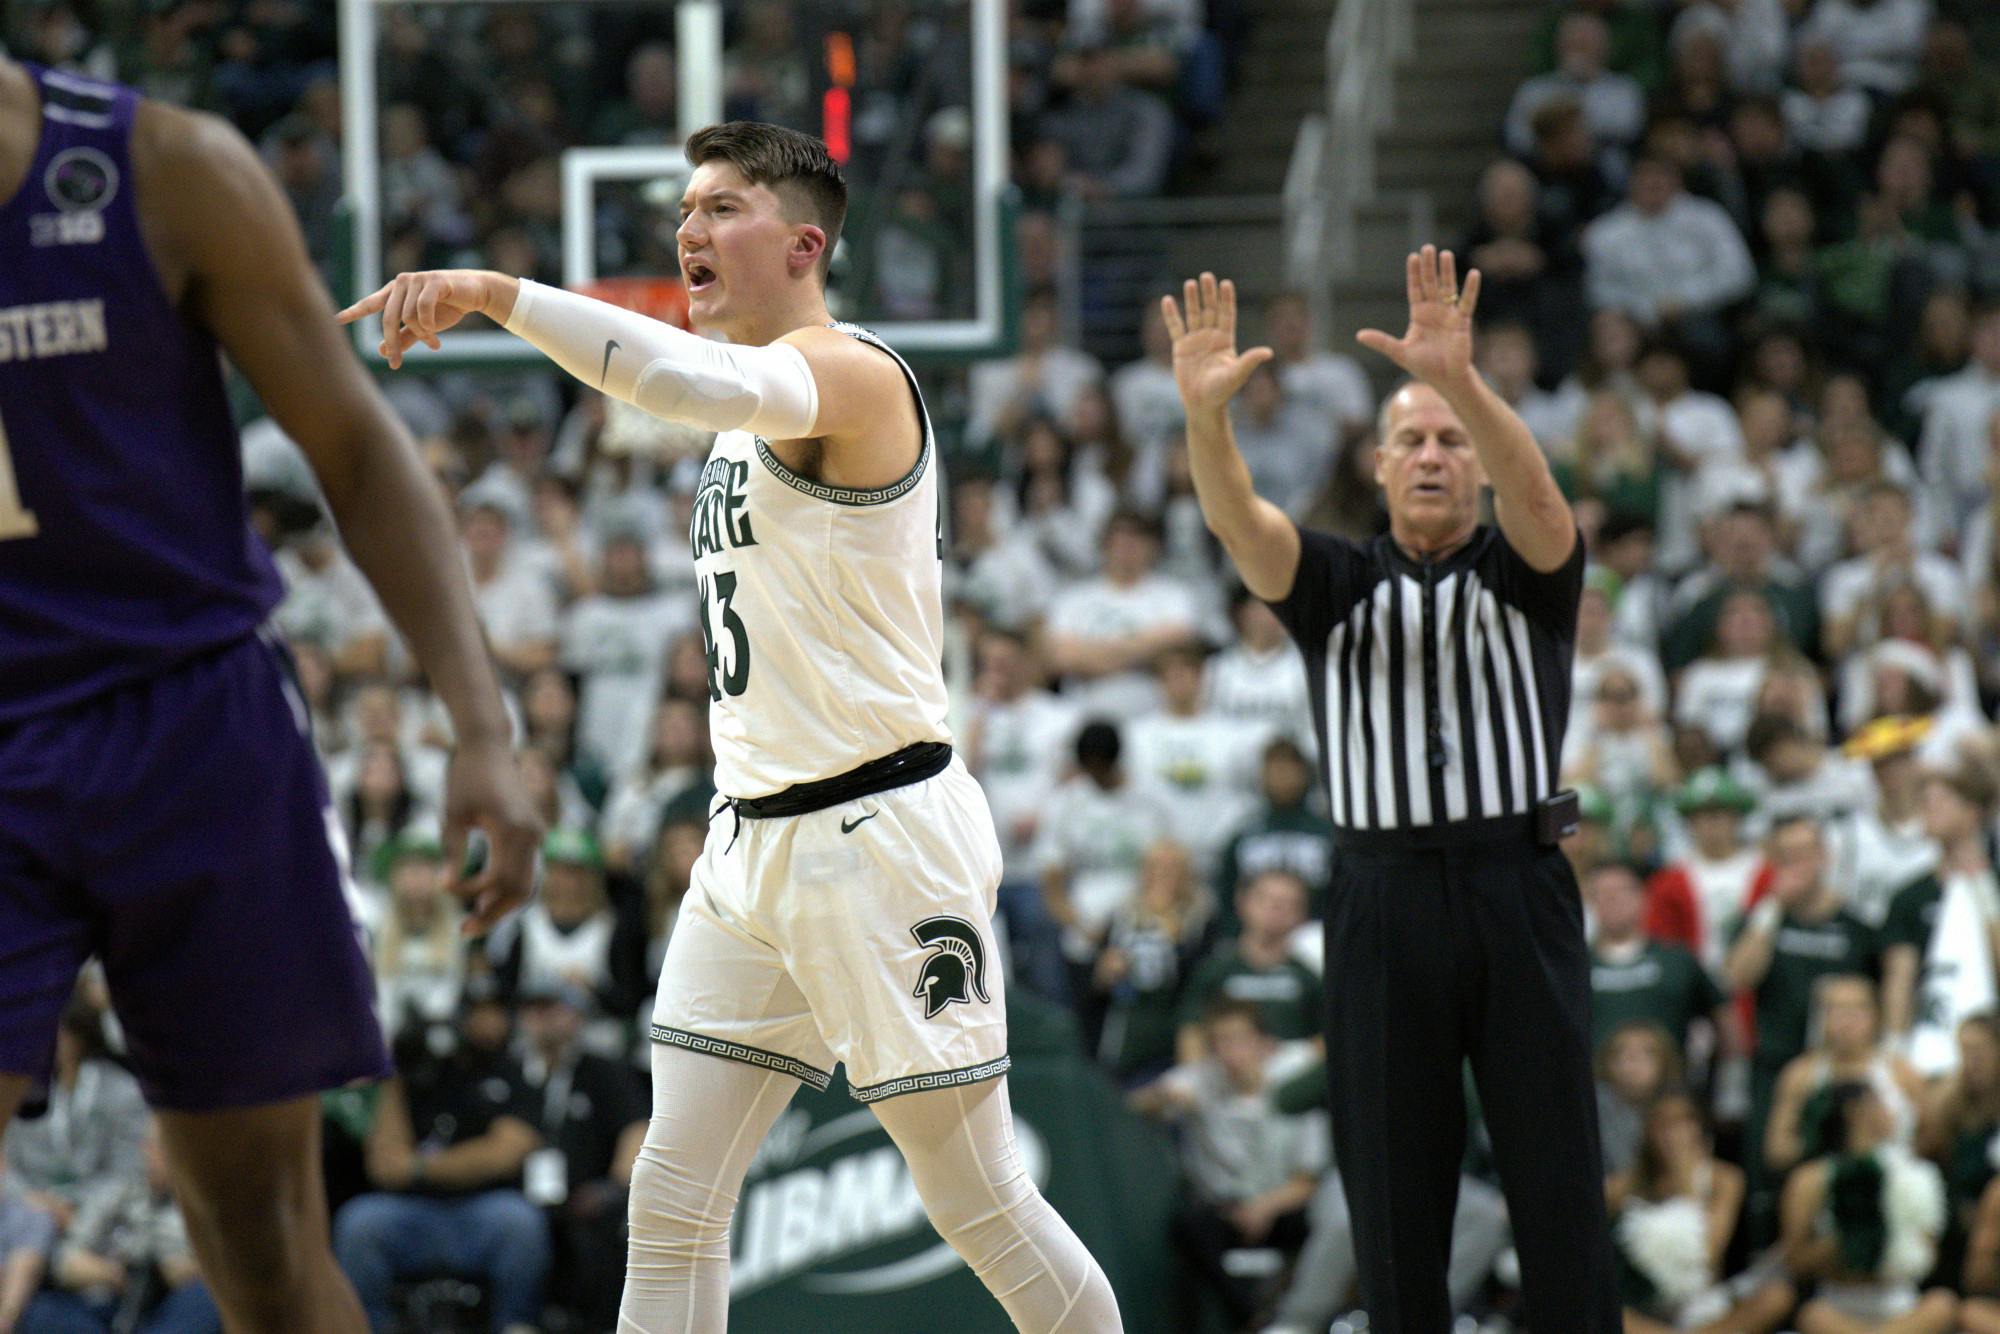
left=689, top=323, right=950, bottom=798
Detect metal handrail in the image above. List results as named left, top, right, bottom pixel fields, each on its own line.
left=1285, top=0, right=1416, bottom=331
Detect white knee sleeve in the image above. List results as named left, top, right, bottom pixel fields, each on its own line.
left=871, top=1080, right=1124, bottom=1333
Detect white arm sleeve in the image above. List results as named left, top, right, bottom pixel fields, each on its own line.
left=501, top=278, right=819, bottom=439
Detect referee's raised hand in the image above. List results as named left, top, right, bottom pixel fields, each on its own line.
left=1162, top=271, right=1273, bottom=418
left=1356, top=244, right=1482, bottom=389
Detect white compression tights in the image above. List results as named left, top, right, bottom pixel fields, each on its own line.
left=619, top=1043, right=1122, bottom=1333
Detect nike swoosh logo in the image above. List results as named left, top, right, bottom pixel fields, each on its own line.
left=840, top=810, right=879, bottom=834
left=599, top=339, right=620, bottom=385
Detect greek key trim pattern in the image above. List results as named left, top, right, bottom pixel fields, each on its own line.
left=649, top=1024, right=832, bottom=1091
left=849, top=1054, right=1012, bottom=1104
left=754, top=437, right=930, bottom=507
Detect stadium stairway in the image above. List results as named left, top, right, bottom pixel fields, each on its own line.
left=1322, top=0, right=1545, bottom=350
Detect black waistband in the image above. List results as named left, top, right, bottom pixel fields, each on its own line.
left=726, top=741, right=953, bottom=820
left=1331, top=811, right=1542, bottom=854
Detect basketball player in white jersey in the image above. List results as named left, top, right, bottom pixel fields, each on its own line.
left=341, top=122, right=1122, bottom=1333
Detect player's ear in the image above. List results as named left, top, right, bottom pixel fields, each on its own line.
left=789, top=224, right=828, bottom=274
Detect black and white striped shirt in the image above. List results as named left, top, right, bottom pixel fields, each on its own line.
left=1268, top=524, right=1585, bottom=831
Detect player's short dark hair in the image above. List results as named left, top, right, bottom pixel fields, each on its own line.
left=685, top=121, right=847, bottom=275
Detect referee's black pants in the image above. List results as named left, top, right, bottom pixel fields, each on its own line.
left=1323, top=817, right=1619, bottom=1333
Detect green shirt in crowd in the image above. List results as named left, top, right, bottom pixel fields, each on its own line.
left=1212, top=802, right=1335, bottom=935
left=1178, top=945, right=1324, bottom=1044
left=1742, top=906, right=1878, bottom=1068
left=1589, top=938, right=1726, bottom=1055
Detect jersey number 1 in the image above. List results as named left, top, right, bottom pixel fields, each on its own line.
left=698, top=570, right=751, bottom=701
left=0, top=411, right=39, bottom=541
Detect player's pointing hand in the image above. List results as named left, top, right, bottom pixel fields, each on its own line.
left=337, top=269, right=520, bottom=369
left=1162, top=272, right=1274, bottom=418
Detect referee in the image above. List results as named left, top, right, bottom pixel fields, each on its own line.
left=1163, top=254, right=1617, bottom=1331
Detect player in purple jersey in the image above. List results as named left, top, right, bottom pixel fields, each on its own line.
left=0, top=58, right=541, bottom=1333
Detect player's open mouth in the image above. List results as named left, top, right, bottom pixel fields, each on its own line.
left=684, top=260, right=718, bottom=293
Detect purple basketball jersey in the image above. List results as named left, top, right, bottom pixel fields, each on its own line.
left=0, top=64, right=283, bottom=722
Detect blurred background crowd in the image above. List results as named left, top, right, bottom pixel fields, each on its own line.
left=4, top=0, right=2000, bottom=1331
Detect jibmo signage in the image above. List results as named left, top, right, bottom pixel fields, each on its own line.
left=727, top=997, right=1179, bottom=1332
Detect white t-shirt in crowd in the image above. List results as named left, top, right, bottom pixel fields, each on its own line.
left=1031, top=773, right=1173, bottom=956
left=969, top=689, right=1084, bottom=878
left=1206, top=640, right=1313, bottom=747
left=1123, top=707, right=1270, bottom=869
left=1045, top=573, right=1202, bottom=722
left=561, top=591, right=695, bottom=775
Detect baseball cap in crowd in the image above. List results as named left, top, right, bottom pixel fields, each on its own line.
left=1673, top=767, right=1755, bottom=815
left=1841, top=714, right=1934, bottom=763
left=542, top=828, right=603, bottom=870
left=1583, top=565, right=1622, bottom=605
left=373, top=820, right=446, bottom=883
left=1576, top=785, right=1614, bottom=826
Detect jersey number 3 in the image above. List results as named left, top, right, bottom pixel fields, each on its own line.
left=0, top=411, right=39, bottom=541
left=698, top=570, right=750, bottom=701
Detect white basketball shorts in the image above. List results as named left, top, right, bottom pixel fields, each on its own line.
left=649, top=754, right=1010, bottom=1102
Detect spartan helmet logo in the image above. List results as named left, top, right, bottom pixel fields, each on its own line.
left=910, top=916, right=991, bottom=1020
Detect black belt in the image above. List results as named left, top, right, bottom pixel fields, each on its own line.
left=715, top=741, right=953, bottom=850
left=1331, top=791, right=1578, bottom=854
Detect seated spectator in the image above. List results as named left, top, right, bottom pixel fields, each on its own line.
left=1797, top=0, right=1932, bottom=96
left=1008, top=415, right=1119, bottom=577
left=461, top=497, right=558, bottom=681
left=1724, top=816, right=1879, bottom=1221
left=1525, top=98, right=1621, bottom=242
left=341, top=739, right=420, bottom=899
left=1551, top=390, right=1662, bottom=533
left=1778, top=1082, right=1955, bottom=1334
left=1212, top=737, right=1332, bottom=939
left=592, top=42, right=677, bottom=145
left=489, top=830, right=642, bottom=1027
left=1783, top=37, right=1874, bottom=157
left=515, top=981, right=646, bottom=1331
left=6, top=1002, right=146, bottom=1233
left=1635, top=339, right=1749, bottom=575
left=945, top=473, right=1061, bottom=634
left=1596, top=509, right=1673, bottom=654
left=1824, top=716, right=1940, bottom=931
left=1884, top=287, right=1972, bottom=449
left=1658, top=27, right=1733, bottom=134
left=1881, top=760, right=2000, bottom=1076
left=1205, top=589, right=1310, bottom=742
left=1564, top=665, right=1680, bottom=811
left=1674, top=590, right=1797, bottom=756
left=517, top=667, right=608, bottom=816
left=1110, top=300, right=1186, bottom=457
left=560, top=525, right=692, bottom=779
left=1505, top=12, right=1646, bottom=160
left=1819, top=481, right=1965, bottom=659
left=272, top=518, right=390, bottom=680
left=1526, top=0, right=1667, bottom=93
left=333, top=983, right=548, bottom=1334
left=965, top=293, right=1105, bottom=451
left=637, top=797, right=706, bottom=990
left=1175, top=869, right=1321, bottom=1064
left=1044, top=509, right=1201, bottom=722
left=1608, top=1092, right=1794, bottom=1334
left=1648, top=768, right=1766, bottom=974
left=1476, top=321, right=1568, bottom=447
left=1264, top=291, right=1373, bottom=447
left=1670, top=0, right=1790, bottom=96
left=598, top=695, right=712, bottom=874
left=1228, top=363, right=1333, bottom=520
left=1035, top=38, right=1173, bottom=200
left=372, top=824, right=466, bottom=1048
left=1589, top=861, right=1729, bottom=1062
left=1915, top=302, right=2000, bottom=540
left=1034, top=720, right=1172, bottom=982
left=1093, top=841, right=1216, bottom=1083
left=325, top=678, right=448, bottom=824
left=1572, top=566, right=1668, bottom=722
left=1764, top=976, right=1923, bottom=1179
left=0, top=1166, right=50, bottom=1334
left=1596, top=1021, right=1685, bottom=1178
left=1458, top=158, right=1586, bottom=378
left=1739, top=712, right=1876, bottom=829
left=1582, top=156, right=1755, bottom=388
left=1132, top=1001, right=1326, bottom=1333
left=24, top=1119, right=222, bottom=1334
left=1915, top=1014, right=2000, bottom=1272
left=1126, top=644, right=1266, bottom=872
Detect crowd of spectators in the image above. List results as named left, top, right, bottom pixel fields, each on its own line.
left=6, top=0, right=2000, bottom=1330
